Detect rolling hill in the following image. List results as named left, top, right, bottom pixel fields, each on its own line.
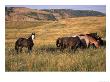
left=5, top=7, right=105, bottom=21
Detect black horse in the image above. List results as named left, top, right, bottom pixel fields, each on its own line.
left=15, top=33, right=35, bottom=54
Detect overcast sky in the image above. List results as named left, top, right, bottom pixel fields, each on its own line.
left=6, top=5, right=106, bottom=13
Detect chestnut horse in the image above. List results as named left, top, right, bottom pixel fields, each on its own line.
left=78, top=34, right=99, bottom=48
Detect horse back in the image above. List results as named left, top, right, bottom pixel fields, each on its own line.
left=62, top=37, right=81, bottom=47
left=15, top=38, right=28, bottom=47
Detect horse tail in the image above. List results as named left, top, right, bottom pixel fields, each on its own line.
left=15, top=44, right=18, bottom=50
left=15, top=41, right=19, bottom=53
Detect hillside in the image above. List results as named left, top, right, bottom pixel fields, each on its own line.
left=43, top=9, right=105, bottom=19
left=5, top=7, right=105, bottom=21
left=6, top=16, right=106, bottom=44
left=5, top=7, right=56, bottom=21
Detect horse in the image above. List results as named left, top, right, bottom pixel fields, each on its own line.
left=86, top=33, right=104, bottom=46
left=56, top=36, right=82, bottom=52
left=78, top=34, right=100, bottom=48
left=15, top=33, right=35, bottom=54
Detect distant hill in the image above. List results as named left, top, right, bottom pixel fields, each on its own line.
left=43, top=9, right=105, bottom=19
left=5, top=7, right=105, bottom=21
left=5, top=7, right=56, bottom=21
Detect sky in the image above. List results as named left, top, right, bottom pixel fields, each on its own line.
left=6, top=5, right=106, bottom=13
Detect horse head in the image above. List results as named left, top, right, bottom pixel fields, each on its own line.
left=31, top=32, right=35, bottom=40
left=56, top=38, right=62, bottom=47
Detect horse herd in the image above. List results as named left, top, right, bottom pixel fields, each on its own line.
left=15, top=32, right=106, bottom=54
left=56, top=33, right=105, bottom=53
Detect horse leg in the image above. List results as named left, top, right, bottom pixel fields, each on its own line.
left=90, top=43, right=96, bottom=48
left=28, top=47, right=30, bottom=53
left=85, top=38, right=90, bottom=48
left=94, top=42, right=99, bottom=48
left=30, top=46, right=33, bottom=51
left=86, top=41, right=90, bottom=48
left=71, top=46, right=74, bottom=52
left=60, top=44, right=65, bottom=52
left=30, top=46, right=33, bottom=53
left=15, top=45, right=19, bottom=54
left=60, top=46, right=63, bottom=52
left=16, top=48, right=19, bottom=54
left=28, top=46, right=32, bottom=54
left=20, top=47, right=23, bottom=53
left=73, top=43, right=79, bottom=53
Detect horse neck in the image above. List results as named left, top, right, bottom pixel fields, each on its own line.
left=28, top=36, right=33, bottom=41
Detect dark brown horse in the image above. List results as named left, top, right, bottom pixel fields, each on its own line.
left=15, top=33, right=35, bottom=54
left=56, top=36, right=82, bottom=52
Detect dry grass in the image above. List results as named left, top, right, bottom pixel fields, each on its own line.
left=5, top=16, right=106, bottom=71
left=5, top=44, right=106, bottom=71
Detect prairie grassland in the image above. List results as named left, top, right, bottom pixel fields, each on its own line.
left=5, top=16, right=106, bottom=71
left=6, top=44, right=105, bottom=71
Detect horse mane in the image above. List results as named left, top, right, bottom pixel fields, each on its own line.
left=27, top=35, right=33, bottom=41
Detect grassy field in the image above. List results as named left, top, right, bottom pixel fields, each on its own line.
left=5, top=16, right=106, bottom=71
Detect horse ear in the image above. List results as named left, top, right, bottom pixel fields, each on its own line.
left=32, top=32, right=35, bottom=35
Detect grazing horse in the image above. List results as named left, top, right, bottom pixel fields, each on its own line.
left=78, top=34, right=99, bottom=48
left=15, top=33, right=35, bottom=54
left=56, top=36, right=82, bottom=52
left=86, top=33, right=104, bottom=46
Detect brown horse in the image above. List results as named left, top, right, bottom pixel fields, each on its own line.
left=15, top=33, right=35, bottom=54
left=78, top=34, right=99, bottom=48
left=56, top=36, right=82, bottom=52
